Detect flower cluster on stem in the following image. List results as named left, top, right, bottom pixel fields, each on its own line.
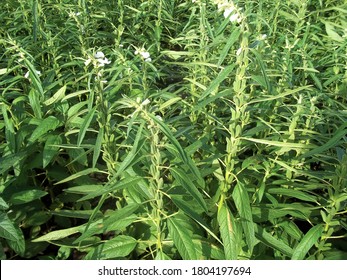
left=212, top=0, right=243, bottom=23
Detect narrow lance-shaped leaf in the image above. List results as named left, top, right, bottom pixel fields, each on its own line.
left=43, top=134, right=62, bottom=168
left=0, top=213, right=22, bottom=241
left=217, top=28, right=241, bottom=66
left=77, top=106, right=97, bottom=146
left=232, top=182, right=256, bottom=254
left=291, top=224, right=323, bottom=260
left=85, top=236, right=137, bottom=260
left=92, top=126, right=104, bottom=168
left=44, top=85, right=66, bottom=106
left=114, top=122, right=145, bottom=178
left=147, top=113, right=204, bottom=188
left=298, top=122, right=347, bottom=160
left=171, top=196, right=222, bottom=244
left=198, top=63, right=236, bottom=102
left=28, top=116, right=61, bottom=144
left=254, top=224, right=293, bottom=257
left=55, top=168, right=101, bottom=185
left=217, top=202, right=239, bottom=259
left=32, top=226, right=81, bottom=242
left=167, top=217, right=198, bottom=260
left=9, top=189, right=48, bottom=205
left=171, top=167, right=207, bottom=212
left=24, top=58, right=43, bottom=97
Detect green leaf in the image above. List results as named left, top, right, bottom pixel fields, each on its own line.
left=114, top=123, right=144, bottom=178
left=167, top=217, right=198, bottom=260
left=76, top=204, right=139, bottom=243
left=324, top=22, right=344, bottom=42
left=28, top=89, right=42, bottom=119
left=197, top=63, right=236, bottom=103
left=241, top=137, right=314, bottom=150
left=0, top=197, right=9, bottom=210
left=155, top=251, right=172, bottom=260
left=291, top=224, right=323, bottom=260
left=278, top=221, right=303, bottom=240
left=28, top=116, right=61, bottom=144
left=32, top=226, right=81, bottom=242
left=192, top=239, right=225, bottom=260
left=77, top=106, right=96, bottom=146
left=77, top=176, right=142, bottom=201
left=85, top=235, right=137, bottom=260
left=171, top=196, right=222, bottom=244
left=92, top=126, right=104, bottom=168
left=6, top=225, right=25, bottom=256
left=254, top=224, right=293, bottom=257
left=24, top=58, right=44, bottom=96
left=55, top=168, right=101, bottom=185
left=171, top=167, right=207, bottom=212
left=0, top=152, right=27, bottom=174
left=298, top=123, right=347, bottom=159
left=64, top=185, right=102, bottom=195
left=249, top=48, right=272, bottom=93
left=43, top=134, right=62, bottom=168
left=0, top=213, right=22, bottom=241
left=148, top=113, right=204, bottom=189
left=44, top=85, right=66, bottom=106
left=247, top=85, right=312, bottom=105
left=217, top=28, right=241, bottom=66
left=9, top=189, right=48, bottom=205
left=51, top=210, right=102, bottom=220
left=217, top=203, right=240, bottom=259
left=268, top=188, right=317, bottom=203
left=232, top=182, right=256, bottom=253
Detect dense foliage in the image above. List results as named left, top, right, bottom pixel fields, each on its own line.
left=0, top=0, right=346, bottom=260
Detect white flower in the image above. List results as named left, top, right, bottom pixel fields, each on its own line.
left=96, top=57, right=111, bottom=67
left=24, top=70, right=41, bottom=79
left=84, top=58, right=91, bottom=66
left=236, top=47, right=242, bottom=56
left=69, top=11, right=81, bottom=17
left=94, top=51, right=111, bottom=67
left=223, top=7, right=235, bottom=18
left=216, top=1, right=243, bottom=24
left=228, top=13, right=240, bottom=22
left=85, top=51, right=111, bottom=68
left=135, top=48, right=152, bottom=62
left=141, top=51, right=150, bottom=59
left=261, top=34, right=267, bottom=40
left=141, top=99, right=150, bottom=106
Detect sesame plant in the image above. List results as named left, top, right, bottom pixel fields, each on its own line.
left=0, top=0, right=346, bottom=260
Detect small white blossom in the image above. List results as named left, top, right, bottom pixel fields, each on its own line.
left=141, top=99, right=150, bottom=106
left=69, top=11, right=81, bottom=17
left=228, top=13, right=240, bottom=22
left=236, top=47, right=242, bottom=56
left=24, top=70, right=41, bottom=79
left=94, top=51, right=111, bottom=67
left=261, top=34, right=267, bottom=40
left=135, top=48, right=152, bottom=62
left=85, top=51, right=111, bottom=68
left=215, top=0, right=243, bottom=24
left=223, top=7, right=235, bottom=18
left=84, top=58, right=91, bottom=66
